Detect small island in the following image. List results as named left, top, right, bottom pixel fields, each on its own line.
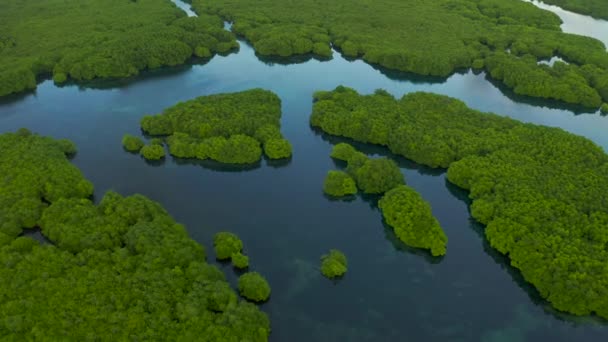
left=320, top=249, right=348, bottom=279
left=238, top=272, right=272, bottom=302
left=139, top=89, right=292, bottom=164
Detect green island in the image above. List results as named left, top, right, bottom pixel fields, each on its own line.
left=540, top=0, right=608, bottom=20
left=0, top=0, right=238, bottom=97
left=311, top=86, right=608, bottom=319
left=140, top=89, right=292, bottom=164
left=193, top=0, right=608, bottom=108
left=140, top=143, right=166, bottom=160
left=323, top=170, right=357, bottom=197
left=238, top=272, right=272, bottom=302
left=320, top=249, right=348, bottom=279
left=378, top=186, right=448, bottom=257
left=330, top=143, right=404, bottom=194
left=213, top=232, right=244, bottom=260
left=0, top=131, right=270, bottom=340
left=122, top=134, right=145, bottom=152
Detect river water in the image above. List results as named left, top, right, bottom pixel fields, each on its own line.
left=1, top=1, right=607, bottom=341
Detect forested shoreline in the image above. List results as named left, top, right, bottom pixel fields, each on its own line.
left=0, top=0, right=237, bottom=97
left=311, top=86, right=608, bottom=319
left=538, top=0, right=608, bottom=20
left=0, top=131, right=270, bottom=340
left=193, top=0, right=608, bottom=109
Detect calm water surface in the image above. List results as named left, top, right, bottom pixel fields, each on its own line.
left=524, top=0, right=608, bottom=47
left=1, top=2, right=608, bottom=341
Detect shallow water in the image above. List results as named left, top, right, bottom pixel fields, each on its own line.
left=1, top=1, right=608, bottom=341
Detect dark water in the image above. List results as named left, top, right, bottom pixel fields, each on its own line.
left=2, top=3, right=608, bottom=341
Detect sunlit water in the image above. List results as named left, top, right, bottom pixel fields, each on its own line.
left=1, top=1, right=607, bottom=341
left=524, top=0, right=608, bottom=47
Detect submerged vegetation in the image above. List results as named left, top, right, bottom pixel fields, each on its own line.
left=140, top=89, right=291, bottom=164
left=238, top=272, right=271, bottom=302
left=312, top=86, right=608, bottom=319
left=539, top=0, right=608, bottom=20
left=0, top=0, right=238, bottom=97
left=379, top=186, right=448, bottom=257
left=0, top=131, right=270, bottom=340
left=320, top=249, right=348, bottom=279
left=193, top=0, right=608, bottom=108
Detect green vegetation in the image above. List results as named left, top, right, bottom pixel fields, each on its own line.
left=379, top=186, right=448, bottom=257
left=323, top=170, right=357, bottom=197
left=140, top=144, right=165, bottom=160
left=0, top=0, right=238, bottom=97
left=312, top=86, right=608, bottom=319
left=0, top=131, right=270, bottom=341
left=232, top=252, right=250, bottom=269
left=238, top=272, right=271, bottom=302
left=141, top=89, right=291, bottom=164
left=213, top=232, right=243, bottom=260
left=320, top=249, right=348, bottom=279
left=329, top=143, right=404, bottom=194
left=193, top=0, right=608, bottom=108
left=0, top=129, right=93, bottom=239
left=540, top=0, right=608, bottom=20
left=122, top=134, right=144, bottom=152
left=601, top=103, right=608, bottom=114
left=264, top=138, right=293, bottom=159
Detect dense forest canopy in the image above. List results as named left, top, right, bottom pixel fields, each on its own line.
left=0, top=131, right=270, bottom=340
left=311, top=86, right=608, bottom=319
left=539, top=0, right=608, bottom=20
left=0, top=0, right=237, bottom=96
left=141, top=89, right=292, bottom=164
left=194, top=0, right=608, bottom=108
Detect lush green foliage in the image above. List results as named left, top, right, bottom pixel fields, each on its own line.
left=238, top=272, right=271, bottom=302
left=214, top=232, right=243, bottom=260
left=320, top=249, right=348, bottom=279
left=141, top=89, right=291, bottom=164
left=330, top=143, right=358, bottom=162
left=122, top=134, right=144, bottom=152
left=0, top=0, right=238, bottom=97
left=312, top=86, right=608, bottom=319
left=263, top=138, right=293, bottom=159
left=540, top=0, right=608, bottom=20
left=0, top=130, right=93, bottom=239
left=330, top=143, right=404, bottom=194
left=0, top=132, right=270, bottom=340
left=379, top=186, right=448, bottom=257
left=140, top=144, right=165, bottom=160
left=194, top=0, right=608, bottom=107
left=323, top=170, right=357, bottom=197
left=601, top=103, right=608, bottom=114
left=232, top=252, right=250, bottom=269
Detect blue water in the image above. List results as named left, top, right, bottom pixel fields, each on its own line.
left=1, top=1, right=607, bottom=341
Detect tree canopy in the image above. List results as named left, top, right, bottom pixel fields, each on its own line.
left=379, top=186, right=448, bottom=257
left=0, top=131, right=270, bottom=341
left=238, top=272, right=271, bottom=302
left=311, top=86, right=608, bottom=319
left=320, top=249, right=348, bottom=279
left=140, top=89, right=292, bottom=164
left=0, top=0, right=238, bottom=97
left=323, top=170, right=357, bottom=197
left=193, top=0, right=608, bottom=108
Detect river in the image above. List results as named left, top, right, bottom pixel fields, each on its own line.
left=1, top=1, right=608, bottom=341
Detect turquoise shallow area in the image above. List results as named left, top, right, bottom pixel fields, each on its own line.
left=1, top=2, right=608, bottom=341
